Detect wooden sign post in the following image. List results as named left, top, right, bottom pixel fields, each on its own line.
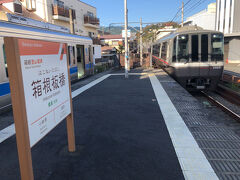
left=4, top=37, right=75, bottom=180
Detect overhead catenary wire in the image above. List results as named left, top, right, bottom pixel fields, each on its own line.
left=170, top=0, right=209, bottom=23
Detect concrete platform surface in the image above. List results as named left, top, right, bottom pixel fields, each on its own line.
left=224, top=63, right=240, bottom=76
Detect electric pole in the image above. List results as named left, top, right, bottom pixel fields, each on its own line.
left=69, top=8, right=74, bottom=34
left=140, top=17, right=143, bottom=67
left=150, top=37, right=153, bottom=68
left=124, top=0, right=129, bottom=78
left=181, top=1, right=184, bottom=27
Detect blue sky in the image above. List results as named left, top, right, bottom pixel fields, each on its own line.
left=82, top=0, right=216, bottom=26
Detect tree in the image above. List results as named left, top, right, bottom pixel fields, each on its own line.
left=118, top=45, right=124, bottom=54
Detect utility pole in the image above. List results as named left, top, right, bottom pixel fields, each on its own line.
left=150, top=37, right=153, bottom=68
left=181, top=1, right=184, bottom=27
left=124, top=0, right=129, bottom=78
left=140, top=17, right=143, bottom=67
left=69, top=8, right=74, bottom=34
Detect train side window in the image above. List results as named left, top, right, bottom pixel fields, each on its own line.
left=172, top=38, right=177, bottom=62
left=3, top=45, right=8, bottom=77
left=161, top=42, right=167, bottom=60
left=68, top=46, right=71, bottom=66
left=72, top=46, right=76, bottom=65
left=191, top=35, right=199, bottom=62
left=77, top=47, right=81, bottom=63
left=201, top=34, right=208, bottom=62
left=88, top=46, right=91, bottom=63
left=153, top=45, right=159, bottom=57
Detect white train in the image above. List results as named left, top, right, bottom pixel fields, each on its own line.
left=152, top=26, right=224, bottom=91
left=0, top=21, right=95, bottom=112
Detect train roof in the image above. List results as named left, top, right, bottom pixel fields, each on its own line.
left=153, top=26, right=223, bottom=45
left=0, top=20, right=92, bottom=43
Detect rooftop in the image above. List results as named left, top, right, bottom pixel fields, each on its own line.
left=100, top=34, right=122, bottom=40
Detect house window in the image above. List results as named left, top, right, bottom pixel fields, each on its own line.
left=14, top=3, right=22, bottom=14
left=26, top=0, right=36, bottom=11
left=87, top=11, right=94, bottom=17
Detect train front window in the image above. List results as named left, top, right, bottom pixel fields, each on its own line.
left=211, top=34, right=224, bottom=61
left=201, top=34, right=208, bottom=62
left=191, top=35, right=199, bottom=62
left=177, top=35, right=189, bottom=63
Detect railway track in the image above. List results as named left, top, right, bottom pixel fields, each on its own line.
left=201, top=90, right=240, bottom=122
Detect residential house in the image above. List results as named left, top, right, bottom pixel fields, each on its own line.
left=0, top=0, right=99, bottom=39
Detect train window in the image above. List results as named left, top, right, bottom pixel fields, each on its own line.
left=161, top=42, right=167, bottom=60
left=89, top=46, right=91, bottom=63
left=211, top=34, right=224, bottom=61
left=72, top=46, right=76, bottom=65
left=2, top=45, right=8, bottom=77
left=68, top=46, right=71, bottom=66
left=177, top=35, right=189, bottom=63
left=201, top=34, right=208, bottom=62
left=77, top=47, right=82, bottom=63
left=153, top=44, right=160, bottom=57
left=172, top=38, right=177, bottom=62
left=191, top=35, right=199, bottom=62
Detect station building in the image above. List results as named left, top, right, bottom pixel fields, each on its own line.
left=216, top=0, right=240, bottom=63
left=0, top=0, right=99, bottom=39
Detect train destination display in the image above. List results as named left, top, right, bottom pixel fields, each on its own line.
left=18, top=39, right=71, bottom=147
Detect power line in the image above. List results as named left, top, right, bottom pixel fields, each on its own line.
left=170, top=0, right=194, bottom=22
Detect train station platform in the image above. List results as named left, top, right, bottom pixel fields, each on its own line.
left=1, top=68, right=240, bottom=179
left=224, top=62, right=240, bottom=76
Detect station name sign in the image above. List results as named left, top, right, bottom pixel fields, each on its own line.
left=18, top=39, right=71, bottom=147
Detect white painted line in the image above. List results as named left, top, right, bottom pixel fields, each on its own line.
left=149, top=74, right=219, bottom=180
left=0, top=124, right=15, bottom=144
left=0, top=74, right=111, bottom=144
left=110, top=73, right=148, bottom=76
left=72, top=74, right=111, bottom=98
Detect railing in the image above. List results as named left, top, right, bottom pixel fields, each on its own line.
left=84, top=15, right=99, bottom=26
left=52, top=5, right=69, bottom=18
left=52, top=4, right=76, bottom=19
left=92, top=38, right=101, bottom=45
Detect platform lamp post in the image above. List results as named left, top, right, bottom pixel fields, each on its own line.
left=124, top=0, right=129, bottom=78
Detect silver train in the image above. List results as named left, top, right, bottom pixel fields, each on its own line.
left=152, top=26, right=224, bottom=91
left=0, top=21, right=95, bottom=112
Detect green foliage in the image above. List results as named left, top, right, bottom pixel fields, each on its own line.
left=118, top=45, right=124, bottom=54
left=136, top=22, right=180, bottom=43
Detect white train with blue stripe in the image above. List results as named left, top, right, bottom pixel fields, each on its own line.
left=0, top=21, right=95, bottom=112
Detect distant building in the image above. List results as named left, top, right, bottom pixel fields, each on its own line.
left=100, top=34, right=123, bottom=50
left=216, top=0, right=240, bottom=63
left=0, top=0, right=99, bottom=39
left=183, top=3, right=216, bottom=30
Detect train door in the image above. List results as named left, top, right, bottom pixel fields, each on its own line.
left=199, top=34, right=210, bottom=76
left=0, top=38, right=7, bottom=83
left=67, top=45, right=77, bottom=80
left=190, top=34, right=200, bottom=76
left=0, top=37, right=11, bottom=111
left=76, top=45, right=85, bottom=79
